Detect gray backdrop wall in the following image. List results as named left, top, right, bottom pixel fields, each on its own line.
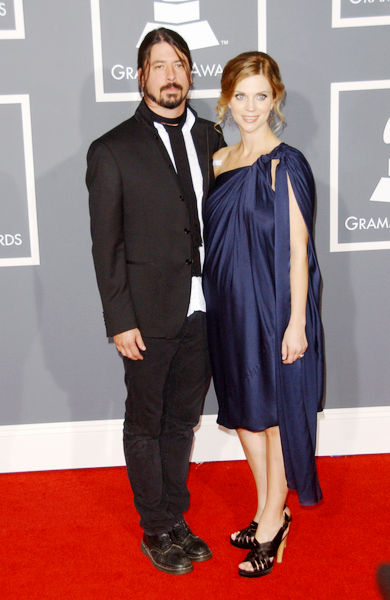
left=1, top=1, right=389, bottom=439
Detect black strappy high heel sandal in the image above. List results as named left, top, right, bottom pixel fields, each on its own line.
left=230, top=506, right=291, bottom=550
left=238, top=514, right=291, bottom=578
left=230, top=520, right=258, bottom=548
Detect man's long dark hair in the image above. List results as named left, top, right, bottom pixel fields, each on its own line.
left=137, top=28, right=193, bottom=93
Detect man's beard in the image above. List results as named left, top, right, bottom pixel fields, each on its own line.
left=144, top=83, right=186, bottom=109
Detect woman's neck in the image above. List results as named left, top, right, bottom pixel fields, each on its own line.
left=238, top=128, right=280, bottom=158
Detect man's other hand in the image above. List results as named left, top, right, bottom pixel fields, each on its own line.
left=113, top=328, right=146, bottom=360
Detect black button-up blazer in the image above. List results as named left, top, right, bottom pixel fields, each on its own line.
left=86, top=101, right=225, bottom=338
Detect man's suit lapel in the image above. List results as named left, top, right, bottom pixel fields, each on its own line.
left=191, top=124, right=211, bottom=205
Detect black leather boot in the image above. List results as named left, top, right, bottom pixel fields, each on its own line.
left=170, top=518, right=212, bottom=562
left=141, top=532, right=193, bottom=574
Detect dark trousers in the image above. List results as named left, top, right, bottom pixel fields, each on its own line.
left=123, top=311, right=210, bottom=535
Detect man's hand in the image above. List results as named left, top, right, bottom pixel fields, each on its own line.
left=113, top=328, right=146, bottom=360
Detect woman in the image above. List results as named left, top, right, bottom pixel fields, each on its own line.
left=203, top=52, right=324, bottom=578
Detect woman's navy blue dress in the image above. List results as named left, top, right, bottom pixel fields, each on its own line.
left=203, top=143, right=324, bottom=505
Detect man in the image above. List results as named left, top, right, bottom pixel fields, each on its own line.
left=86, top=28, right=225, bottom=575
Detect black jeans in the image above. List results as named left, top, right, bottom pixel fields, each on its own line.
left=123, top=311, right=210, bottom=535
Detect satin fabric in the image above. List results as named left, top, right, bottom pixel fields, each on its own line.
left=203, top=143, right=324, bottom=505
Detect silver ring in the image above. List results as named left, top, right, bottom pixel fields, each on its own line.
left=299, top=354, right=304, bottom=358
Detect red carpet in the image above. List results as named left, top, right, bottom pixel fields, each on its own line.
left=1, top=455, right=389, bottom=599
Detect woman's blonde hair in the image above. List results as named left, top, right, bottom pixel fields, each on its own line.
left=216, top=51, right=286, bottom=132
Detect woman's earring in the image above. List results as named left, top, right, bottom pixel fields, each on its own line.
left=225, top=107, right=236, bottom=126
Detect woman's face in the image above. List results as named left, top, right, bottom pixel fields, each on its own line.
left=228, top=73, right=274, bottom=134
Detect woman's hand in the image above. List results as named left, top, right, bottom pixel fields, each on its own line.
left=281, top=322, right=308, bottom=364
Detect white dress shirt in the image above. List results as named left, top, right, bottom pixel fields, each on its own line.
left=153, top=109, right=206, bottom=316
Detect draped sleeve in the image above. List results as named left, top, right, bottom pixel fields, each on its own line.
left=272, top=144, right=324, bottom=505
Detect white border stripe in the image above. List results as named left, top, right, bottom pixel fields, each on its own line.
left=90, top=0, right=107, bottom=103
left=90, top=0, right=267, bottom=103
left=0, top=94, right=39, bottom=267
left=330, top=79, right=390, bottom=253
left=258, top=0, right=267, bottom=51
left=1, top=407, right=389, bottom=473
left=330, top=82, right=339, bottom=253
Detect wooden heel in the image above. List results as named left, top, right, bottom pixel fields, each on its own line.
left=276, top=536, right=287, bottom=563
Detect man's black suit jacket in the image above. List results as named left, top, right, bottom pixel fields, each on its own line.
left=86, top=101, right=225, bottom=339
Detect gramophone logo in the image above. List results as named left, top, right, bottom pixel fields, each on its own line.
left=137, top=0, right=219, bottom=50
left=370, top=118, right=390, bottom=203
left=332, top=0, right=390, bottom=28
left=91, top=0, right=265, bottom=102
left=330, top=80, right=390, bottom=252
left=0, top=0, right=25, bottom=39
left=0, top=95, right=39, bottom=267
